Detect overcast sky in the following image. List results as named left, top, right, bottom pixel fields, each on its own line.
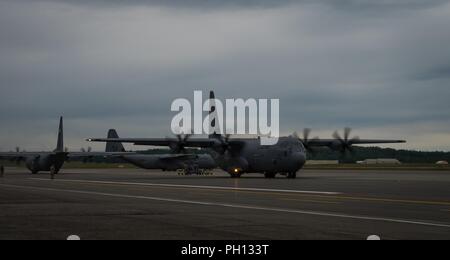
left=1, top=0, right=450, bottom=152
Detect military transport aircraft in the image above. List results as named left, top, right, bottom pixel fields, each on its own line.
left=0, top=117, right=131, bottom=175
left=88, top=92, right=406, bottom=179
left=104, top=129, right=216, bottom=175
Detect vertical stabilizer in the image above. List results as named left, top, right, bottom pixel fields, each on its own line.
left=208, top=91, right=221, bottom=138
left=106, top=129, right=125, bottom=152
left=55, top=116, right=64, bottom=152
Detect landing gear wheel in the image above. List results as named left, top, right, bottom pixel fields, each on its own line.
left=50, top=165, right=59, bottom=179
left=264, top=172, right=276, bottom=179
left=31, top=171, right=39, bottom=175
left=287, top=172, right=297, bottom=179
left=230, top=173, right=242, bottom=178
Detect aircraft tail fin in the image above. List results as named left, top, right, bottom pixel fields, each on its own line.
left=55, top=116, right=64, bottom=152
left=106, top=129, right=126, bottom=152
left=208, top=90, right=221, bottom=138
left=209, top=91, right=216, bottom=119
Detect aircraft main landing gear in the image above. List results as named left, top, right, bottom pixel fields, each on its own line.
left=228, top=168, right=242, bottom=178
left=230, top=173, right=242, bottom=178
left=0, top=165, right=4, bottom=178
left=287, top=172, right=297, bottom=179
left=264, top=172, right=276, bottom=179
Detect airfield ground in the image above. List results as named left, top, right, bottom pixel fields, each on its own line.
left=0, top=167, right=449, bottom=240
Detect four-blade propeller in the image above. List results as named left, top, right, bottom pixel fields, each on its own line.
left=294, top=128, right=319, bottom=154
left=168, top=131, right=193, bottom=154
left=295, top=127, right=361, bottom=157
left=332, top=127, right=360, bottom=155
left=80, top=147, right=93, bottom=163
left=80, top=147, right=92, bottom=153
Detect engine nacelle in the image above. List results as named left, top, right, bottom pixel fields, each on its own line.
left=329, top=140, right=343, bottom=151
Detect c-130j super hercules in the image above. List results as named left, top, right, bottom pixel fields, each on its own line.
left=88, top=91, right=406, bottom=179
left=0, top=117, right=131, bottom=175
left=104, top=129, right=216, bottom=175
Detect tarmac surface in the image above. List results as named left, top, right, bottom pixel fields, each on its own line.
left=0, top=167, right=449, bottom=240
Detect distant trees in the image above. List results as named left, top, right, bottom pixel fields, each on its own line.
left=307, top=147, right=450, bottom=163
left=145, top=147, right=450, bottom=164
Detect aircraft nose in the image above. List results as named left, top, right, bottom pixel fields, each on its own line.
left=292, top=152, right=306, bottom=168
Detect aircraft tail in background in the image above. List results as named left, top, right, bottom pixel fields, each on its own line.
left=105, top=129, right=126, bottom=152
left=55, top=116, right=64, bottom=152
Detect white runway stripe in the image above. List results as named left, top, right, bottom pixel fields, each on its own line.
left=31, top=178, right=342, bottom=195
left=2, top=183, right=450, bottom=229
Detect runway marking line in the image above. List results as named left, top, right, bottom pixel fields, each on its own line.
left=147, top=186, right=341, bottom=204
left=175, top=187, right=339, bottom=203
left=311, top=195, right=450, bottom=207
left=1, top=183, right=450, bottom=229
left=30, top=178, right=342, bottom=195
left=279, top=198, right=340, bottom=204
left=30, top=178, right=450, bottom=207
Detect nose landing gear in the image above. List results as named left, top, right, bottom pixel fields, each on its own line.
left=50, top=165, right=60, bottom=179
left=230, top=172, right=242, bottom=178
left=229, top=168, right=242, bottom=178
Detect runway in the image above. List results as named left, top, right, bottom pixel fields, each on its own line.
left=0, top=168, right=449, bottom=240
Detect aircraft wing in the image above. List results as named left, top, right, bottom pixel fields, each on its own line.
left=159, top=154, right=199, bottom=161
left=0, top=151, right=135, bottom=160
left=0, top=152, right=53, bottom=160
left=306, top=139, right=406, bottom=147
left=87, top=138, right=218, bottom=148
left=67, top=152, right=136, bottom=158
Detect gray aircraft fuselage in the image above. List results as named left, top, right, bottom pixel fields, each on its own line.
left=24, top=153, right=66, bottom=174
left=0, top=117, right=134, bottom=175
left=209, top=136, right=306, bottom=176
left=119, top=154, right=216, bottom=171
left=0, top=117, right=68, bottom=174
left=104, top=129, right=217, bottom=172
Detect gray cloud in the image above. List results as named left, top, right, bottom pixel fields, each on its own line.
left=7, top=0, right=450, bottom=11
left=414, top=64, right=450, bottom=81
left=1, top=0, right=450, bottom=151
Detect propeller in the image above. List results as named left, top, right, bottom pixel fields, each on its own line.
left=217, top=134, right=232, bottom=155
left=332, top=127, right=360, bottom=155
left=169, top=132, right=192, bottom=154
left=12, top=147, right=25, bottom=165
left=81, top=147, right=93, bottom=163
left=63, top=147, right=70, bottom=162
left=214, top=134, right=246, bottom=157
left=81, top=147, right=92, bottom=153
left=294, top=128, right=319, bottom=154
